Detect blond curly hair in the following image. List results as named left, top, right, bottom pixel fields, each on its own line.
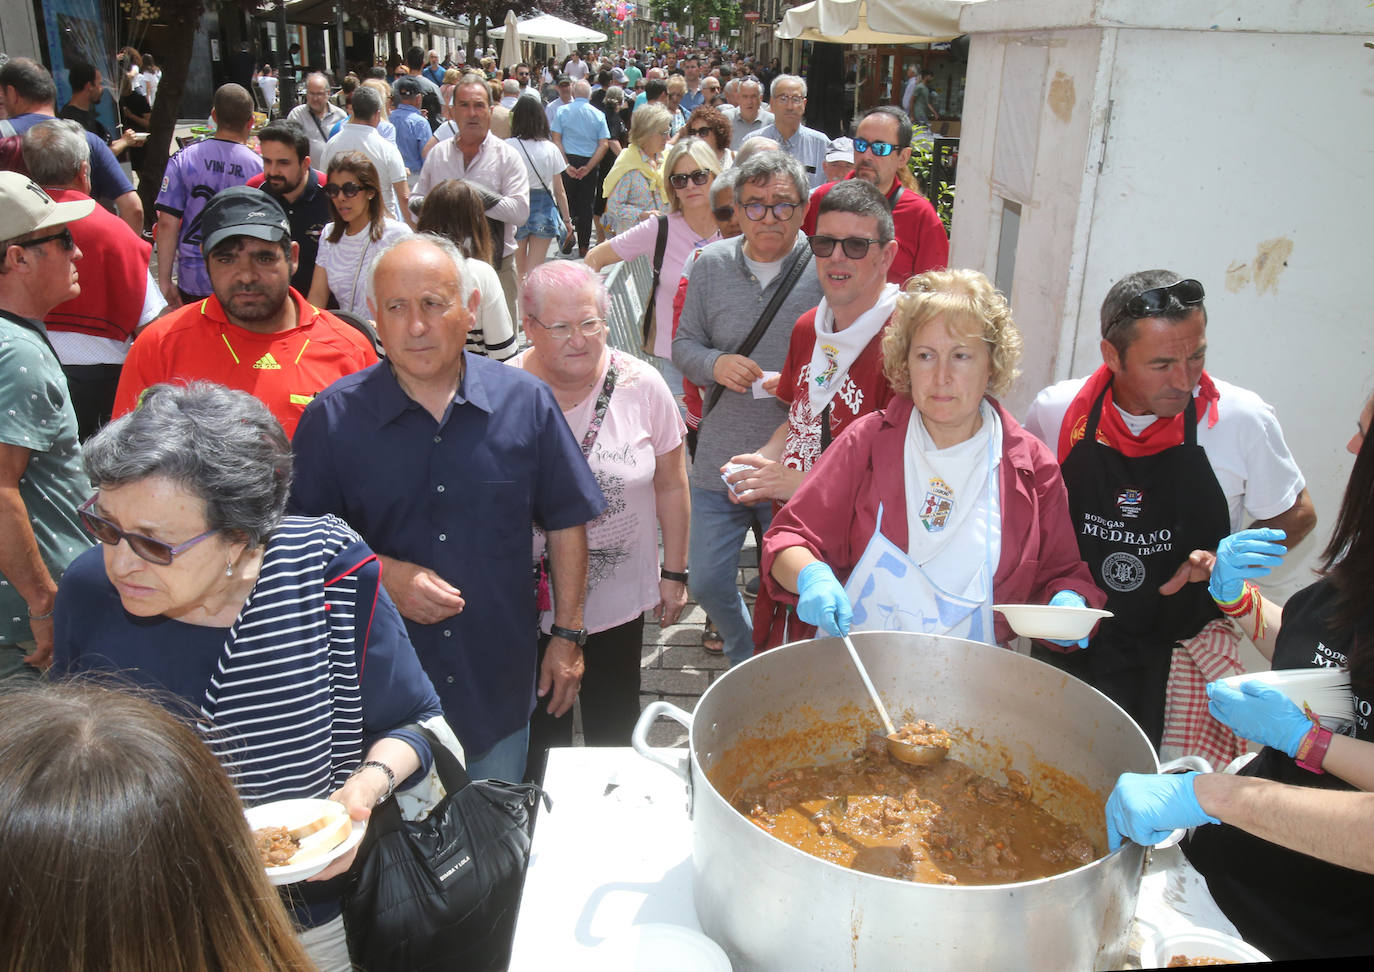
left=881, top=268, right=1022, bottom=398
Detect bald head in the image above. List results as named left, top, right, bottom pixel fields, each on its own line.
left=573, top=80, right=591, bottom=100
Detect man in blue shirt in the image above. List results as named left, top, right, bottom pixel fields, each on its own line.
left=679, top=55, right=705, bottom=113
left=0, top=58, right=143, bottom=235
left=422, top=50, right=446, bottom=86
left=290, top=234, right=604, bottom=783
left=550, top=79, right=610, bottom=258
left=390, top=76, right=433, bottom=182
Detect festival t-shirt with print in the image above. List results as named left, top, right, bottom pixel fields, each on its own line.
left=155, top=138, right=264, bottom=297
left=776, top=306, right=894, bottom=473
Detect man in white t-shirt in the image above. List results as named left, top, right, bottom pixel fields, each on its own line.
left=319, top=85, right=413, bottom=227
left=1021, top=269, right=1315, bottom=744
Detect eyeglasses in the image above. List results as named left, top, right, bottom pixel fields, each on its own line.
left=773, top=93, right=805, bottom=105
left=685, top=126, right=713, bottom=138
left=741, top=200, right=801, bottom=222
left=15, top=227, right=76, bottom=252
left=528, top=315, right=605, bottom=340
left=853, top=136, right=897, bottom=157
left=324, top=182, right=366, bottom=199
left=78, top=497, right=219, bottom=566
left=712, top=206, right=735, bottom=222
left=808, top=235, right=882, bottom=259
left=1109, top=278, right=1206, bottom=330
left=668, top=168, right=711, bottom=189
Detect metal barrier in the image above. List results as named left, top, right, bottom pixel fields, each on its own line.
left=601, top=254, right=655, bottom=363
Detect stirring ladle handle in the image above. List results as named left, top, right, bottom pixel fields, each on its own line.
left=841, top=633, right=897, bottom=735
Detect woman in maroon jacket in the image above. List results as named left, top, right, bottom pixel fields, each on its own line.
left=761, top=269, right=1104, bottom=648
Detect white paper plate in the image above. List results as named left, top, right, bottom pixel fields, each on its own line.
left=993, top=603, right=1113, bottom=640
left=244, top=798, right=365, bottom=886
left=1140, top=926, right=1269, bottom=966
left=595, top=923, right=732, bottom=971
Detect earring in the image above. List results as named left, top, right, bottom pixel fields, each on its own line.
left=225, top=562, right=234, bottom=577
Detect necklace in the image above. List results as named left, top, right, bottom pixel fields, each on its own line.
left=343, top=222, right=377, bottom=314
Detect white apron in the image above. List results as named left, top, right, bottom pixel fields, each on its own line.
left=843, top=432, right=1000, bottom=644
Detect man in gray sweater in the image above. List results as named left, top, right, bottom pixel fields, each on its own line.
left=673, top=151, right=823, bottom=665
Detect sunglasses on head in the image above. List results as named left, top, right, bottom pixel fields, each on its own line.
left=1109, top=278, right=1206, bottom=330
left=78, top=497, right=219, bottom=566
left=852, top=136, right=897, bottom=157
left=808, top=234, right=882, bottom=259
left=324, top=182, right=366, bottom=199
left=15, top=227, right=76, bottom=252
left=668, top=168, right=711, bottom=189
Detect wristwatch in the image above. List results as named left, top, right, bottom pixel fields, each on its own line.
left=549, top=624, right=588, bottom=647
left=660, top=567, right=689, bottom=584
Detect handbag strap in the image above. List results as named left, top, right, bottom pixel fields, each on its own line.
left=820, top=402, right=833, bottom=453
left=516, top=138, right=551, bottom=194
left=414, top=724, right=473, bottom=793
left=579, top=356, right=619, bottom=457
left=703, top=244, right=812, bottom=417
left=640, top=214, right=670, bottom=344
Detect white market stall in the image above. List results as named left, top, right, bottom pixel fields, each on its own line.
left=490, top=13, right=608, bottom=61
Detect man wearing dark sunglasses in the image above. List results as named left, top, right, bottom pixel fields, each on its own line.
left=1023, top=269, right=1314, bottom=747
left=803, top=105, right=948, bottom=287
left=0, top=171, right=95, bottom=679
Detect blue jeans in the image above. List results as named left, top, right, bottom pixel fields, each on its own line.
left=656, top=355, right=688, bottom=425
left=465, top=724, right=530, bottom=783
left=688, top=486, right=772, bottom=667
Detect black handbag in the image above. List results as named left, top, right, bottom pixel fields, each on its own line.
left=341, top=726, right=548, bottom=971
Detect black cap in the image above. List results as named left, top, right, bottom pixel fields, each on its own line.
left=198, top=186, right=291, bottom=256
left=557, top=74, right=572, bottom=85
left=393, top=75, right=423, bottom=98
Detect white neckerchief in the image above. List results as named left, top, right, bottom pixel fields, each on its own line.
left=904, top=398, right=1002, bottom=572
left=806, top=282, right=899, bottom=416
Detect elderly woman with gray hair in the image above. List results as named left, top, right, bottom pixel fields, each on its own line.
left=51, top=381, right=443, bottom=972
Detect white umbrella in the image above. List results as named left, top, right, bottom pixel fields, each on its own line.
left=777, top=0, right=972, bottom=43
left=491, top=14, right=608, bottom=60
left=499, top=9, right=522, bottom=70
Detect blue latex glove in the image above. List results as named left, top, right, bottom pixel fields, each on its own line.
left=1206, top=679, right=1313, bottom=757
left=1044, top=589, right=1090, bottom=649
left=1207, top=528, right=1287, bottom=604
left=796, top=561, right=852, bottom=637
left=1105, top=772, right=1219, bottom=851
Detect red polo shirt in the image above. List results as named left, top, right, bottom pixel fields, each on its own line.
left=112, top=288, right=377, bottom=437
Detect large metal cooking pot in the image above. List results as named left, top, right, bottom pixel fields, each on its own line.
left=631, top=631, right=1167, bottom=971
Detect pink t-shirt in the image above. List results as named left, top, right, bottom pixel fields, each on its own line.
left=610, top=212, right=720, bottom=359
left=517, top=348, right=686, bottom=632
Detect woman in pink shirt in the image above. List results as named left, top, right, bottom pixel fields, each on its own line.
left=514, top=261, right=689, bottom=781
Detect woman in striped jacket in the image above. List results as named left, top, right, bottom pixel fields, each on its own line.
left=52, top=381, right=443, bottom=972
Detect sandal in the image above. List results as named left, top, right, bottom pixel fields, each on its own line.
left=702, top=619, right=724, bottom=654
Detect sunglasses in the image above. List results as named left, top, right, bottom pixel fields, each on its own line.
left=668, top=168, right=711, bottom=189
left=528, top=315, right=605, bottom=341
left=808, top=234, right=882, bottom=259
left=16, top=227, right=76, bottom=252
left=1110, top=278, right=1206, bottom=330
left=78, top=497, right=219, bottom=566
left=742, top=200, right=801, bottom=222
left=685, top=126, right=713, bottom=138
left=853, top=136, right=898, bottom=157
left=324, top=182, right=367, bottom=199
left=712, top=206, right=735, bottom=222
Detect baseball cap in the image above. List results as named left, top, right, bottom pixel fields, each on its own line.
left=557, top=74, right=572, bottom=86
left=198, top=186, right=291, bottom=256
left=825, top=137, right=854, bottom=163
left=393, top=75, right=423, bottom=98
left=0, top=171, right=95, bottom=242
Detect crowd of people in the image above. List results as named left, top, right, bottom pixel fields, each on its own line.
left=0, top=35, right=1369, bottom=969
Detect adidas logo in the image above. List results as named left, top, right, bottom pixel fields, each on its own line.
left=253, top=352, right=281, bottom=370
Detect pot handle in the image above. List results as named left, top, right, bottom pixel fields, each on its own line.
left=1152, top=755, right=1215, bottom=849
left=631, top=700, right=692, bottom=785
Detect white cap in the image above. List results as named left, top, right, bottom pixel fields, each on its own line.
left=0, top=171, right=95, bottom=241
left=825, top=137, right=854, bottom=164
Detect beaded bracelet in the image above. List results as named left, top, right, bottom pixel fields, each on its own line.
left=351, top=759, right=397, bottom=803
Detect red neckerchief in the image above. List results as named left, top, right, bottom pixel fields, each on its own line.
left=1056, top=364, right=1221, bottom=463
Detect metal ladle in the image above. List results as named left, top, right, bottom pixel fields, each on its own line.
left=840, top=633, right=948, bottom=767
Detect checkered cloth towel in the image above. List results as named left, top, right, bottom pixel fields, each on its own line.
left=1160, top=618, right=1249, bottom=771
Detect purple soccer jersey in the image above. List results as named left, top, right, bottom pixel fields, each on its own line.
left=154, top=138, right=263, bottom=296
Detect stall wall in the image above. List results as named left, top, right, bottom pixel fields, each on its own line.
left=951, top=3, right=1374, bottom=601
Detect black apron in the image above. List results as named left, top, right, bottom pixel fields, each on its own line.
left=1035, top=388, right=1229, bottom=745
left=1183, top=580, right=1374, bottom=961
